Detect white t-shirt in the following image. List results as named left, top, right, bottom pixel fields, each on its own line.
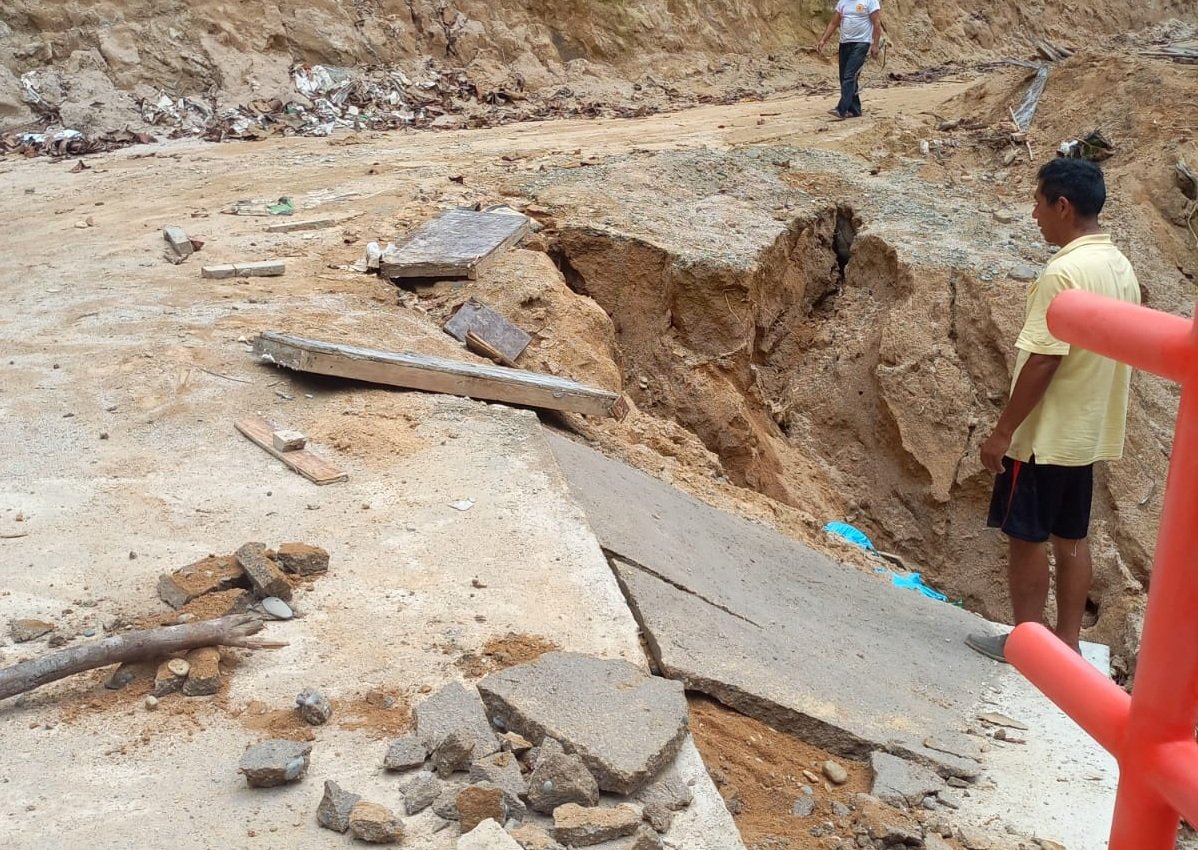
left=836, top=0, right=881, bottom=43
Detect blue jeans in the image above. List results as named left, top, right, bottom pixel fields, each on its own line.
left=836, top=42, right=870, bottom=117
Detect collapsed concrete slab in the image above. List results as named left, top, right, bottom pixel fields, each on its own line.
left=545, top=431, right=996, bottom=777
left=478, top=652, right=688, bottom=794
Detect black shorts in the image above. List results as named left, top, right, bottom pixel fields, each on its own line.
left=987, top=456, right=1094, bottom=543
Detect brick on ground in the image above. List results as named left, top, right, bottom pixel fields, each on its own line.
left=157, top=555, right=246, bottom=609
left=235, top=542, right=292, bottom=600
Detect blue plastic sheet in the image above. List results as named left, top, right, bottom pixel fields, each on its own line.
left=890, top=571, right=948, bottom=602
left=823, top=522, right=875, bottom=551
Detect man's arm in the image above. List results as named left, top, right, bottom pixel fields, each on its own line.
left=816, top=12, right=842, bottom=55
left=980, top=353, right=1063, bottom=473
left=869, top=10, right=882, bottom=56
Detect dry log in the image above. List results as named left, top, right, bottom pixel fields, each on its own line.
left=0, top=614, right=283, bottom=701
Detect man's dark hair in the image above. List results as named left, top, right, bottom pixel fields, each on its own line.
left=1037, top=158, right=1106, bottom=218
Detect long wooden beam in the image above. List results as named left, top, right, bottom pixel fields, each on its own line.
left=253, top=332, right=628, bottom=419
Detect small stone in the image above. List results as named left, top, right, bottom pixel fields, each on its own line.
left=296, top=688, right=333, bottom=725
left=239, top=739, right=313, bottom=787
left=509, top=823, right=565, bottom=850
left=144, top=695, right=160, bottom=711
left=9, top=619, right=55, bottom=643
left=500, top=731, right=533, bottom=753
left=167, top=658, right=191, bottom=677
left=104, top=663, right=137, bottom=690
left=802, top=769, right=820, bottom=784
left=433, top=728, right=477, bottom=778
left=82, top=628, right=96, bottom=637
left=348, top=801, right=403, bottom=844
left=634, top=772, right=693, bottom=812
left=182, top=646, right=221, bottom=696
left=1036, top=840, right=1066, bottom=850
left=823, top=760, right=849, bottom=785
left=384, top=734, right=429, bottom=771
left=947, top=776, right=970, bottom=788
left=553, top=803, right=642, bottom=846
left=854, top=794, right=921, bottom=846
left=457, top=784, right=506, bottom=834
left=154, top=660, right=188, bottom=697
left=276, top=542, right=329, bottom=576
left=831, top=801, right=852, bottom=817
left=792, top=796, right=816, bottom=818
left=925, top=835, right=954, bottom=850
left=957, top=824, right=993, bottom=849
left=922, top=795, right=939, bottom=810
left=1008, top=264, right=1040, bottom=282
left=235, top=542, right=292, bottom=601
left=993, top=209, right=1016, bottom=224
left=261, top=596, right=293, bottom=620
left=459, top=819, right=524, bottom=849
left=400, top=771, right=440, bottom=815
left=937, top=790, right=962, bottom=809
left=317, top=780, right=361, bottom=833
left=528, top=752, right=599, bottom=814
left=642, top=802, right=672, bottom=832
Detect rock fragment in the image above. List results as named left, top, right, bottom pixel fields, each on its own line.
left=153, top=659, right=188, bottom=697
left=157, top=555, right=245, bottom=609
left=470, top=751, right=528, bottom=817
left=296, top=688, right=333, bottom=725
left=348, top=801, right=403, bottom=844
left=528, top=752, right=599, bottom=814
left=239, top=739, right=313, bottom=787
left=432, top=728, right=477, bottom=778
left=822, top=759, right=849, bottom=785
left=457, top=784, right=506, bottom=834
left=316, top=780, right=361, bottom=833
left=400, top=771, right=441, bottom=815
left=458, top=819, right=524, bottom=849
left=182, top=647, right=221, bottom=696
left=869, top=751, right=945, bottom=807
left=478, top=652, right=688, bottom=794
left=9, top=618, right=55, bottom=643
left=509, top=823, right=566, bottom=850
left=235, top=542, right=292, bottom=601
left=553, top=803, right=642, bottom=846
left=417, top=680, right=500, bottom=761
left=277, top=542, right=329, bottom=575
left=384, top=734, right=429, bottom=771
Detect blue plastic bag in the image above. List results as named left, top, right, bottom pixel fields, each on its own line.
left=823, top=522, right=875, bottom=551
left=890, top=571, right=948, bottom=602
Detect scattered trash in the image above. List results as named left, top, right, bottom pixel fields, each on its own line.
left=450, top=499, right=476, bottom=512
left=889, top=571, right=949, bottom=602
left=223, top=197, right=295, bottom=217
left=823, top=522, right=875, bottom=551
left=1057, top=129, right=1116, bottom=161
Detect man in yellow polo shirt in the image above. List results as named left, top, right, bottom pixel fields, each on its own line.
left=967, top=159, right=1141, bottom=663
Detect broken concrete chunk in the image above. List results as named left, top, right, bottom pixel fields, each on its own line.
left=642, top=802, right=673, bottom=832
left=182, top=646, right=221, bottom=696
left=157, top=555, right=246, bottom=609
left=416, top=680, right=500, bottom=761
left=384, top=734, right=429, bottom=771
left=433, top=728, right=478, bottom=778
left=529, top=736, right=564, bottom=770
left=272, top=429, right=307, bottom=452
left=348, top=801, right=403, bottom=844
left=500, top=731, right=533, bottom=753
left=552, top=803, right=642, bottom=846
left=470, top=752, right=528, bottom=811
left=276, top=542, right=330, bottom=576
left=509, top=823, right=565, bottom=850
left=457, top=784, right=506, bottom=834
left=478, top=652, right=688, bottom=794
left=153, top=659, right=188, bottom=697
left=296, top=688, right=333, bottom=725
left=163, top=225, right=195, bottom=259
left=235, top=542, right=292, bottom=601
left=201, top=260, right=285, bottom=279
left=633, top=769, right=693, bottom=812
left=791, top=796, right=815, bottom=817
left=527, top=752, right=599, bottom=814
left=316, top=779, right=361, bottom=833
left=977, top=711, right=1029, bottom=731
left=239, top=739, right=313, bottom=787
left=605, top=826, right=664, bottom=850
left=9, top=618, right=55, bottom=643
left=458, top=818, right=524, bottom=850
left=854, top=793, right=922, bottom=846
left=869, top=751, right=946, bottom=807
left=433, top=781, right=469, bottom=820
left=400, top=771, right=440, bottom=815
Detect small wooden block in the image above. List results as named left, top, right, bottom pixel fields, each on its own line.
left=272, top=429, right=307, bottom=452
left=234, top=415, right=347, bottom=485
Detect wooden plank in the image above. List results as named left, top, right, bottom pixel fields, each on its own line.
left=202, top=260, right=285, bottom=280
left=443, top=298, right=532, bottom=364
left=254, top=332, right=626, bottom=419
left=466, top=330, right=513, bottom=366
left=378, top=209, right=530, bottom=280
left=234, top=415, right=347, bottom=485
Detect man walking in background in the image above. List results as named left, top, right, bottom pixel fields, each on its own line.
left=967, top=159, right=1141, bottom=663
left=816, top=0, right=882, bottom=119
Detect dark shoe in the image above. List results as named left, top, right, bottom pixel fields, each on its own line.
left=965, top=633, right=1009, bottom=663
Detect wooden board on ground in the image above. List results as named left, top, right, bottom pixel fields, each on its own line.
left=254, top=331, right=627, bottom=419
left=234, top=415, right=347, bottom=485
left=443, top=298, right=532, bottom=365
left=378, top=209, right=530, bottom=280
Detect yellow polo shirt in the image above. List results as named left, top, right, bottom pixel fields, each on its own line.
left=1008, top=234, right=1141, bottom=467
